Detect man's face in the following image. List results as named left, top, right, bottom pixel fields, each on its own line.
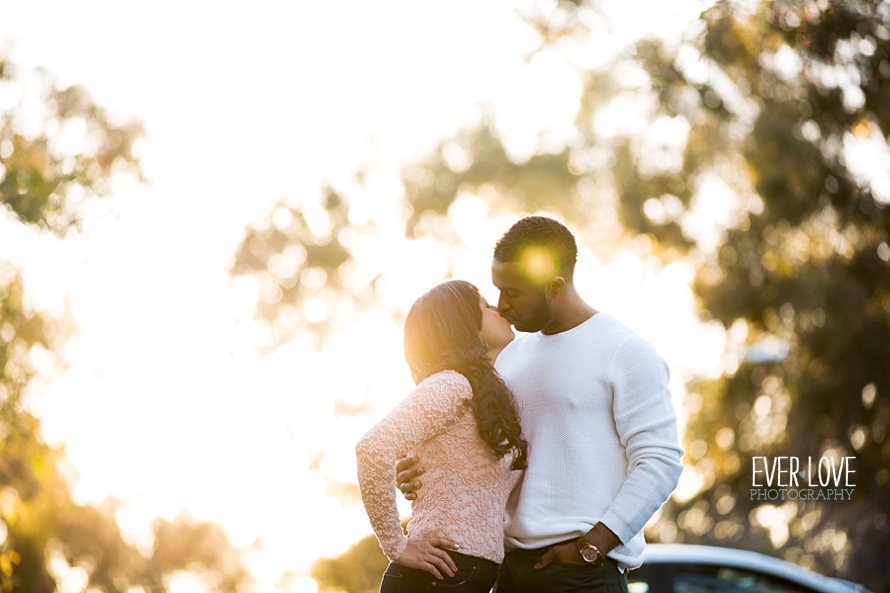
left=491, top=260, right=552, bottom=333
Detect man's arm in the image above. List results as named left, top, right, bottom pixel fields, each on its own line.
left=596, top=335, right=684, bottom=544
left=536, top=335, right=683, bottom=570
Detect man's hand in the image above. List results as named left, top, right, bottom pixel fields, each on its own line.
left=396, top=537, right=460, bottom=579
left=533, top=541, right=587, bottom=569
left=395, top=455, right=424, bottom=501
left=534, top=523, right=621, bottom=570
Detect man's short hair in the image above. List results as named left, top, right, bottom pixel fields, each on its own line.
left=493, top=216, right=578, bottom=282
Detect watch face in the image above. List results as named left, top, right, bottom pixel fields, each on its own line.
left=581, top=547, right=599, bottom=563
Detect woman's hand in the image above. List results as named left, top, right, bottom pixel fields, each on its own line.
left=396, top=537, right=460, bottom=579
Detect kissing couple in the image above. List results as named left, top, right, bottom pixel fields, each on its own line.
left=356, top=216, right=684, bottom=593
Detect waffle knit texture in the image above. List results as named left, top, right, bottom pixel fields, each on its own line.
left=495, top=312, right=684, bottom=569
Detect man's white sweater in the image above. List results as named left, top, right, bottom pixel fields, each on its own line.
left=495, top=312, right=684, bottom=569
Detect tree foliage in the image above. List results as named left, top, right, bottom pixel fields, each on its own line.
left=609, top=3, right=889, bottom=588
left=1, top=57, right=250, bottom=593
left=311, top=533, right=388, bottom=593
left=0, top=58, right=143, bottom=235
left=401, top=124, right=582, bottom=237
left=229, top=188, right=367, bottom=349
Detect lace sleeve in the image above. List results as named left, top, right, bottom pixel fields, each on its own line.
left=355, top=370, right=472, bottom=561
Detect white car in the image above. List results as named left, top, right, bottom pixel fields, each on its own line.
left=628, top=544, right=873, bottom=593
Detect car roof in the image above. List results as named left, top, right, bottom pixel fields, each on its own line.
left=642, top=544, right=870, bottom=593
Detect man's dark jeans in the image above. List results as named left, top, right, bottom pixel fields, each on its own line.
left=494, top=546, right=628, bottom=593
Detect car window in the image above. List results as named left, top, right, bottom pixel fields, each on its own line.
left=670, top=564, right=817, bottom=593
left=628, top=563, right=820, bottom=593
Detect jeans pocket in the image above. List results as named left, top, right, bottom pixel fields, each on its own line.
left=605, top=563, right=628, bottom=593
left=379, top=572, right=402, bottom=593
left=553, top=559, right=601, bottom=569
left=437, top=562, right=477, bottom=589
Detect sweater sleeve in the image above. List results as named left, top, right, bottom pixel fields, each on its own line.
left=355, top=371, right=472, bottom=561
left=598, top=335, right=684, bottom=544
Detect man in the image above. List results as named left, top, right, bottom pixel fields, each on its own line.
left=398, top=216, right=684, bottom=592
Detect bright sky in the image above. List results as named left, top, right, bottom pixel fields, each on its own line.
left=0, top=2, right=719, bottom=592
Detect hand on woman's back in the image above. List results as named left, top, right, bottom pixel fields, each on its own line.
left=396, top=455, right=424, bottom=500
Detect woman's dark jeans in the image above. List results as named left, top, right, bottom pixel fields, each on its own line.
left=379, top=550, right=499, bottom=593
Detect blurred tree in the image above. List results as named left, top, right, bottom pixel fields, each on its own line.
left=0, top=57, right=250, bottom=592
left=311, top=533, right=388, bottom=593
left=614, top=3, right=889, bottom=589
left=401, top=123, right=582, bottom=237
left=0, top=58, right=143, bottom=236
left=146, top=514, right=251, bottom=593
left=229, top=187, right=374, bottom=350
left=237, top=0, right=889, bottom=589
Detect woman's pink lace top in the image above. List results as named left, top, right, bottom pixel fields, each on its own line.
left=356, top=370, right=521, bottom=564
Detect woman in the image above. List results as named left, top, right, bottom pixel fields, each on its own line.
left=356, top=279, right=528, bottom=593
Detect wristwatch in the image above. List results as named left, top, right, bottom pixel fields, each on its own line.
left=576, top=537, right=606, bottom=565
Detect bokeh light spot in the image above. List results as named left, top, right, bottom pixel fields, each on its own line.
left=519, top=245, right=557, bottom=284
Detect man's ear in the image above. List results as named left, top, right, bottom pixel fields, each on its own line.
left=547, top=276, right=566, bottom=297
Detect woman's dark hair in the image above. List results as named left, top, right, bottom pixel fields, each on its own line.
left=403, top=280, right=527, bottom=470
